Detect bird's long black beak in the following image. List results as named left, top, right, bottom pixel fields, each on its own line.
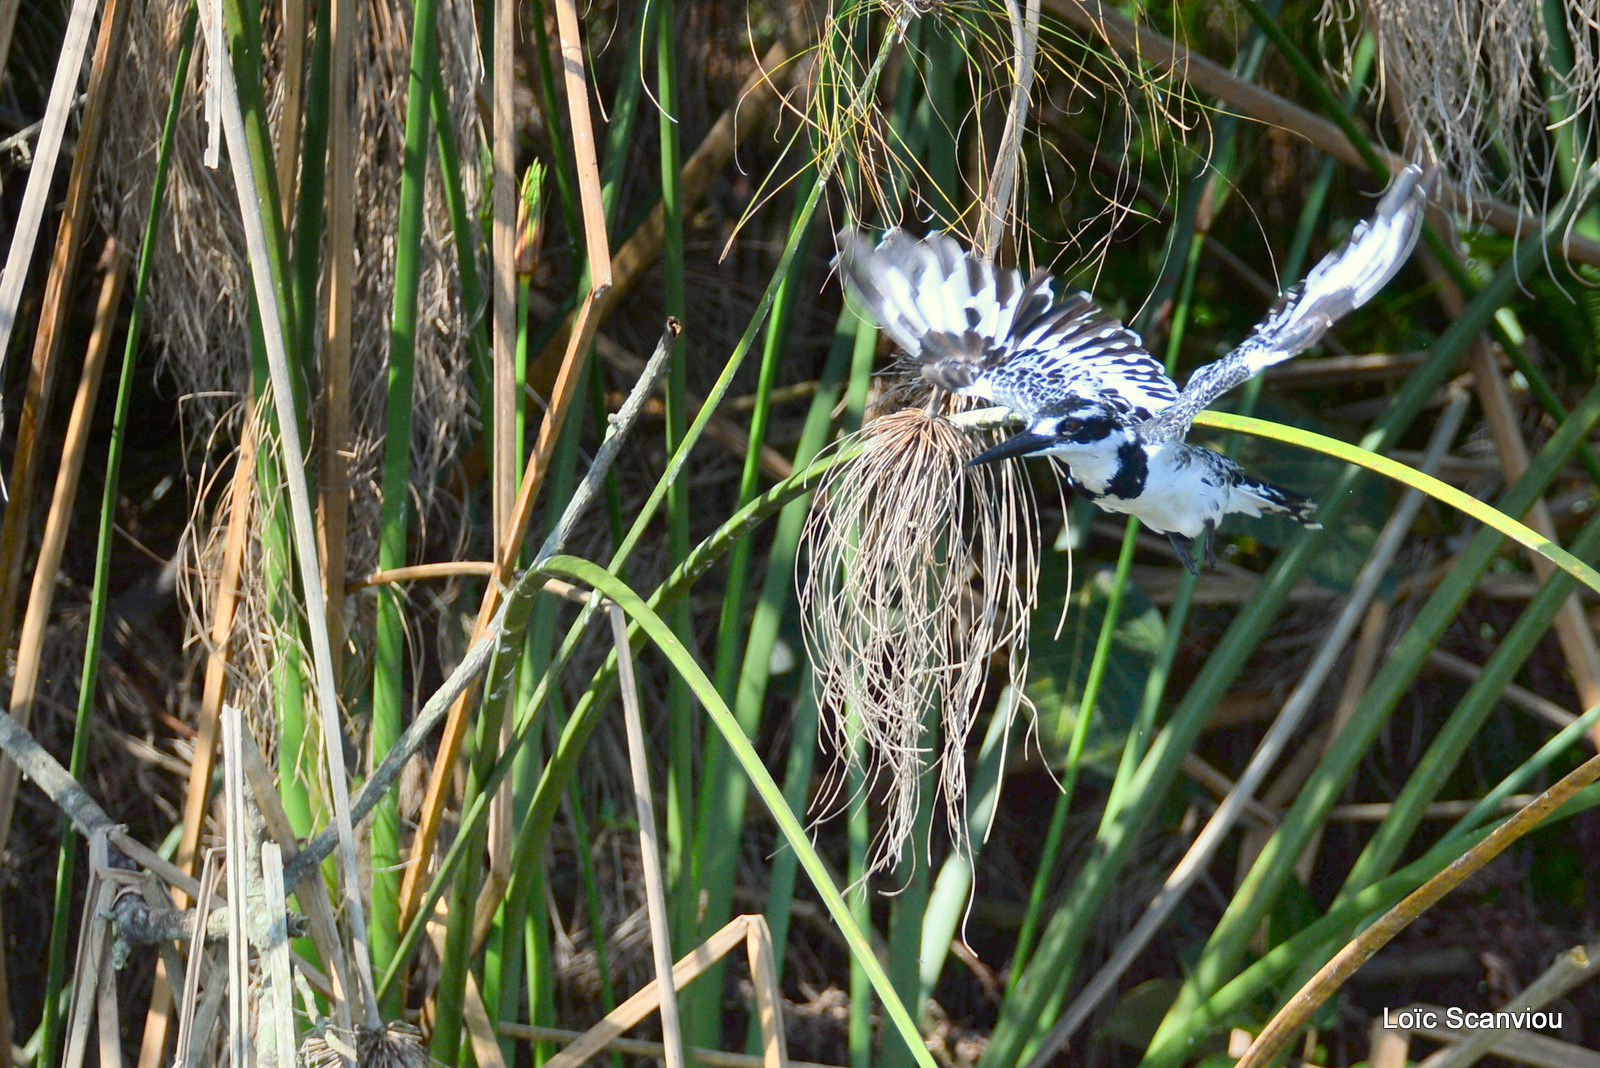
left=968, top=431, right=1055, bottom=467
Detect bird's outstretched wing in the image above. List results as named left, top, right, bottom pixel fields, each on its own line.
left=835, top=228, right=1177, bottom=420
left=1140, top=163, right=1430, bottom=445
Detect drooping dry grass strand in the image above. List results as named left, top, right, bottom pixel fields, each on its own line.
left=1331, top=0, right=1600, bottom=212
left=800, top=404, right=1040, bottom=874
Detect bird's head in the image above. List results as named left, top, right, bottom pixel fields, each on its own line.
left=967, top=404, right=1122, bottom=467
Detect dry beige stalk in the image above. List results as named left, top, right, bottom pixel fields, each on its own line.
left=0, top=245, right=128, bottom=848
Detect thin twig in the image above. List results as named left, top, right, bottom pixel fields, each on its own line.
left=1426, top=649, right=1578, bottom=731
left=539, top=320, right=681, bottom=561
left=286, top=320, right=679, bottom=887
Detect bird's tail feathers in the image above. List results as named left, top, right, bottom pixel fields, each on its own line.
left=834, top=227, right=1037, bottom=391
left=1232, top=474, right=1321, bottom=529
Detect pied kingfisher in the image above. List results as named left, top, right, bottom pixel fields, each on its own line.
left=836, top=165, right=1429, bottom=575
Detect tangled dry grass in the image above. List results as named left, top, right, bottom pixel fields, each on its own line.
left=95, top=0, right=485, bottom=739
left=799, top=403, right=1041, bottom=874
left=1328, top=0, right=1600, bottom=212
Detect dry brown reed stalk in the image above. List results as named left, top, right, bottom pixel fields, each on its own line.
left=318, top=0, right=357, bottom=686
left=490, top=0, right=516, bottom=544
left=0, top=243, right=127, bottom=851
left=800, top=404, right=1040, bottom=874
left=178, top=414, right=257, bottom=905
left=534, top=39, right=794, bottom=369
left=1236, top=743, right=1600, bottom=1068
left=0, top=0, right=104, bottom=386
left=398, top=0, right=616, bottom=938
left=0, top=0, right=133, bottom=677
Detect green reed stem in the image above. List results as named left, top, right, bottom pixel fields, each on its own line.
left=369, top=0, right=439, bottom=998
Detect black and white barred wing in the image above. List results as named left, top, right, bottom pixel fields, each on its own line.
left=1141, top=163, right=1429, bottom=444
left=835, top=228, right=1047, bottom=377
left=835, top=228, right=1177, bottom=420
left=992, top=290, right=1178, bottom=420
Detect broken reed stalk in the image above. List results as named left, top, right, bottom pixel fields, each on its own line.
left=199, top=0, right=379, bottom=1024
left=1236, top=747, right=1600, bottom=1068
left=551, top=0, right=613, bottom=288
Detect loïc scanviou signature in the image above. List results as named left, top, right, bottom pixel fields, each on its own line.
left=1381, top=1005, right=1565, bottom=1031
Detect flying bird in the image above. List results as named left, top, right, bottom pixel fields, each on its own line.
left=835, top=164, right=1429, bottom=574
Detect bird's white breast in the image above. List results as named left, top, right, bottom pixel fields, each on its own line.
left=1082, top=442, right=1228, bottom=538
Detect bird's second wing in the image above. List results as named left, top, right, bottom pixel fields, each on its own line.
left=1140, top=163, right=1429, bottom=444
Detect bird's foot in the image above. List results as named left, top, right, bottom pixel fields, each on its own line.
left=1201, top=519, right=1217, bottom=570
left=1168, top=532, right=1201, bottom=577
